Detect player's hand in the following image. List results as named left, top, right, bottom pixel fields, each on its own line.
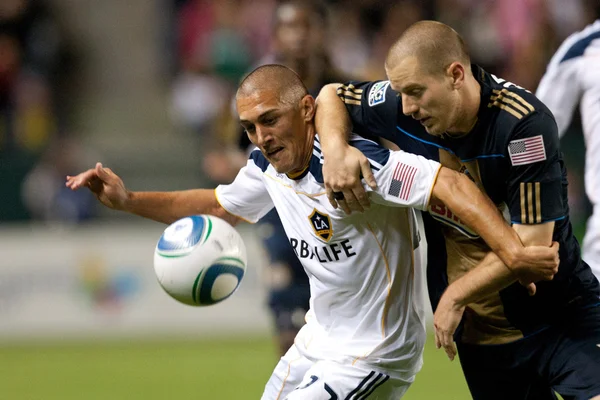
left=322, top=144, right=377, bottom=214
left=511, top=242, right=560, bottom=286
left=433, top=290, right=465, bottom=361
left=65, top=162, right=129, bottom=210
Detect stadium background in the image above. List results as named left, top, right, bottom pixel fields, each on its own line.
left=0, top=0, right=594, bottom=398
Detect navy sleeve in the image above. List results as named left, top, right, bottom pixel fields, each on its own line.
left=336, top=80, right=400, bottom=143
left=505, top=111, right=566, bottom=224
left=337, top=80, right=442, bottom=161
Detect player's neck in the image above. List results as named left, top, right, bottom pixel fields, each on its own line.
left=287, top=126, right=315, bottom=178
left=446, top=79, right=481, bottom=136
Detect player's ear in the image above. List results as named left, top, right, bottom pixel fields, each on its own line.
left=301, top=94, right=316, bottom=122
left=447, top=62, right=465, bottom=89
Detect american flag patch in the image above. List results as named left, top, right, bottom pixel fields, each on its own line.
left=508, top=135, right=546, bottom=166
left=388, top=162, right=418, bottom=201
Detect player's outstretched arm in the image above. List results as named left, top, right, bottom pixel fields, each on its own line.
left=65, top=162, right=241, bottom=226
left=431, top=167, right=559, bottom=275
left=315, top=83, right=376, bottom=214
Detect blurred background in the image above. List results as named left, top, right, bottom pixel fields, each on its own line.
left=0, top=0, right=596, bottom=399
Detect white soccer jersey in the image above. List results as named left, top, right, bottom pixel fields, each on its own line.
left=536, top=20, right=600, bottom=271
left=215, top=134, right=441, bottom=379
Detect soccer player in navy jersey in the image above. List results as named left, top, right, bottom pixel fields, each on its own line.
left=315, top=20, right=600, bottom=400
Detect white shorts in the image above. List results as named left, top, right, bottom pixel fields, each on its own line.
left=261, top=345, right=413, bottom=400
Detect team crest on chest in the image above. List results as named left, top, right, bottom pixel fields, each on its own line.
left=309, top=209, right=333, bottom=242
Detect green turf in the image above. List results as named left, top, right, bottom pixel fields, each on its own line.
left=0, top=335, right=469, bottom=399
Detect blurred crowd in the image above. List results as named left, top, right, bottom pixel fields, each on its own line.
left=0, top=0, right=94, bottom=223
left=1, top=0, right=597, bottom=224
left=168, top=0, right=596, bottom=140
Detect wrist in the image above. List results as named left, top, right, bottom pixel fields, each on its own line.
left=497, top=245, right=521, bottom=272
left=320, top=135, right=349, bottom=155
left=442, top=284, right=466, bottom=309
left=121, top=190, right=135, bottom=212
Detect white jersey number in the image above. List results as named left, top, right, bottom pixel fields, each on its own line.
left=491, top=74, right=531, bottom=93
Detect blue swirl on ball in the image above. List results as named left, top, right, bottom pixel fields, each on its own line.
left=197, top=263, right=245, bottom=305
left=157, top=215, right=205, bottom=252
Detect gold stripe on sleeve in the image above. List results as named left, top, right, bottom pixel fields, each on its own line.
left=491, top=89, right=535, bottom=113
left=490, top=93, right=530, bottom=115
left=502, top=90, right=535, bottom=112
left=520, top=182, right=526, bottom=223
left=338, top=84, right=363, bottom=94
left=336, top=89, right=362, bottom=100
left=535, top=182, right=542, bottom=223
left=342, top=83, right=363, bottom=93
left=488, top=101, right=524, bottom=119
left=527, top=182, right=534, bottom=224
left=341, top=98, right=361, bottom=106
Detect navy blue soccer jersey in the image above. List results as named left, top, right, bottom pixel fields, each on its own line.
left=337, top=65, right=600, bottom=344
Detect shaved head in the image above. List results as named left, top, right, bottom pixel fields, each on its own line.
left=237, top=64, right=308, bottom=107
left=386, top=20, right=470, bottom=76
left=235, top=64, right=315, bottom=175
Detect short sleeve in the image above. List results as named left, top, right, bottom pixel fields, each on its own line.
left=505, top=111, right=566, bottom=224
left=215, top=153, right=274, bottom=223
left=337, top=80, right=443, bottom=159
left=336, top=80, right=399, bottom=142
left=369, top=149, right=442, bottom=211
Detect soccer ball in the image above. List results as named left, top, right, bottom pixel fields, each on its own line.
left=153, top=215, right=247, bottom=306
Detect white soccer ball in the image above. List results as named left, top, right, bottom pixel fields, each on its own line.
left=153, top=215, right=247, bottom=306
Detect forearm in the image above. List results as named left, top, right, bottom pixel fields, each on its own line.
left=445, top=252, right=515, bottom=306
left=432, top=168, right=522, bottom=268
left=315, top=83, right=352, bottom=151
left=442, top=222, right=557, bottom=307
left=125, top=189, right=239, bottom=226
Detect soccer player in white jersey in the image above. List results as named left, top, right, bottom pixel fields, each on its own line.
left=66, top=65, right=558, bottom=399
left=536, top=17, right=600, bottom=278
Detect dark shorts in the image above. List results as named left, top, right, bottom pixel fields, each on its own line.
left=457, top=302, right=600, bottom=400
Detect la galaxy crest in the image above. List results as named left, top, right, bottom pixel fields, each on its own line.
left=309, top=209, right=333, bottom=242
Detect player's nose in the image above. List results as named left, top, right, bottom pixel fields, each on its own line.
left=401, top=94, right=419, bottom=116
left=254, top=126, right=273, bottom=147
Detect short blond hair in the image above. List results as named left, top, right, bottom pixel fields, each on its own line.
left=385, top=20, right=470, bottom=76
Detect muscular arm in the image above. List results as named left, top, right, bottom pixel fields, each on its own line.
left=315, top=83, right=376, bottom=212
left=125, top=189, right=241, bottom=226
left=430, top=167, right=548, bottom=272
left=445, top=222, right=555, bottom=305
left=315, top=83, right=351, bottom=149
left=433, top=222, right=556, bottom=360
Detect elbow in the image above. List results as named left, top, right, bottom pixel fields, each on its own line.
left=431, top=168, right=463, bottom=206
left=324, top=83, right=343, bottom=93
left=316, top=83, right=342, bottom=104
